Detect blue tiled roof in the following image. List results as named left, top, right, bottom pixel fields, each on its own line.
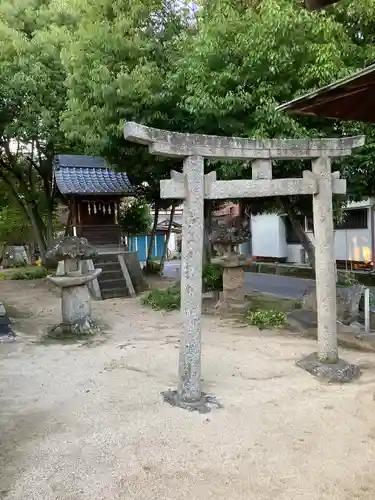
left=54, top=155, right=133, bottom=195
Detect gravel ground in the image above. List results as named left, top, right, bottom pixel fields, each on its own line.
left=1, top=280, right=375, bottom=500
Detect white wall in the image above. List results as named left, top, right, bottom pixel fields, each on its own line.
left=288, top=228, right=372, bottom=264
left=253, top=206, right=373, bottom=265
left=251, top=214, right=287, bottom=258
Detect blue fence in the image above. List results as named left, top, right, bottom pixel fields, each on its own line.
left=127, top=233, right=166, bottom=264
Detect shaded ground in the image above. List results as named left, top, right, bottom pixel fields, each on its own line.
left=1, top=279, right=375, bottom=500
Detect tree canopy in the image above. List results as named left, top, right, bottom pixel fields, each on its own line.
left=2, top=0, right=375, bottom=264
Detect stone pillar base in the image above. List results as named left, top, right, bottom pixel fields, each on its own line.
left=48, top=283, right=100, bottom=338
left=296, top=352, right=361, bottom=383
left=49, top=316, right=100, bottom=339
left=161, top=389, right=223, bottom=414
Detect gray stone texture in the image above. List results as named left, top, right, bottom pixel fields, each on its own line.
left=46, top=236, right=102, bottom=336
left=124, top=122, right=364, bottom=159
left=178, top=155, right=205, bottom=403
left=161, top=389, right=223, bottom=414
left=62, top=284, right=91, bottom=325
left=2, top=246, right=27, bottom=267
left=121, top=251, right=148, bottom=293
left=296, top=352, right=360, bottom=383
left=311, top=156, right=338, bottom=364
left=301, top=284, right=364, bottom=325
left=223, top=266, right=245, bottom=304
left=124, top=121, right=364, bottom=396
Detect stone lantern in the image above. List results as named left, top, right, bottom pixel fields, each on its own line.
left=210, top=216, right=251, bottom=314
left=46, top=236, right=102, bottom=337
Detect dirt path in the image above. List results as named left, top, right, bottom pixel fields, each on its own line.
left=1, top=280, right=375, bottom=499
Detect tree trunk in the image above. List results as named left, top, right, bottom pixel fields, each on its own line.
left=0, top=173, right=47, bottom=262
left=46, top=208, right=54, bottom=247
left=146, top=204, right=159, bottom=267
left=282, top=200, right=315, bottom=269
left=203, top=200, right=213, bottom=265
left=160, top=204, right=176, bottom=273
left=27, top=206, right=47, bottom=263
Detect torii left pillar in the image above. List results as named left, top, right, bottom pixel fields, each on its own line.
left=178, top=156, right=205, bottom=403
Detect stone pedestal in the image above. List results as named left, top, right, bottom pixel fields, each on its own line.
left=213, top=255, right=246, bottom=315
left=223, top=266, right=245, bottom=304
left=62, top=285, right=91, bottom=326
left=47, top=268, right=101, bottom=337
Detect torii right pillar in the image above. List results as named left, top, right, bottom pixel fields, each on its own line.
left=312, top=156, right=338, bottom=363
left=296, top=155, right=362, bottom=382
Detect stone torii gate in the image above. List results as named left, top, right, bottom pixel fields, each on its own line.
left=124, top=122, right=364, bottom=409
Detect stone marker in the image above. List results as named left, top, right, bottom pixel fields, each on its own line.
left=124, top=122, right=365, bottom=405
left=299, top=283, right=365, bottom=325
left=46, top=236, right=102, bottom=337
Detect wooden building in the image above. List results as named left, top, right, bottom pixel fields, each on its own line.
left=53, top=155, right=145, bottom=299
left=277, top=63, right=375, bottom=122
left=54, top=154, right=133, bottom=246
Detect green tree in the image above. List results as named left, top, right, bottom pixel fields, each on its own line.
left=164, top=0, right=375, bottom=267
left=0, top=0, right=78, bottom=261
left=119, top=198, right=152, bottom=235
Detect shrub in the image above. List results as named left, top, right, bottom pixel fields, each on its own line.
left=202, top=263, right=223, bottom=291
left=141, top=285, right=180, bottom=311
left=9, top=261, right=27, bottom=268
left=337, top=271, right=358, bottom=287
left=10, top=267, right=48, bottom=280
left=246, top=309, right=286, bottom=330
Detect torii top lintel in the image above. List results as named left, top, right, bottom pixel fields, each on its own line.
left=124, top=122, right=364, bottom=160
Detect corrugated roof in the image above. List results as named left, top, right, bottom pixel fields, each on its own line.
left=277, top=64, right=375, bottom=122
left=54, top=155, right=133, bottom=195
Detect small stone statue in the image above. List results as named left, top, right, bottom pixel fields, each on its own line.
left=46, top=236, right=102, bottom=337
left=210, top=215, right=251, bottom=258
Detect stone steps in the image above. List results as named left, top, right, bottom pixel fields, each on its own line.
left=93, top=254, right=129, bottom=300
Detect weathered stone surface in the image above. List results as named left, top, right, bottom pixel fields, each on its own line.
left=223, top=267, right=245, bottom=304
left=62, top=284, right=90, bottom=325
left=46, top=236, right=102, bottom=337
left=3, top=246, right=27, bottom=267
left=210, top=217, right=250, bottom=258
left=311, top=156, right=338, bottom=363
left=49, top=316, right=100, bottom=339
left=252, top=159, right=272, bottom=179
left=161, top=389, right=223, bottom=414
left=48, top=268, right=101, bottom=288
left=178, top=155, right=205, bottom=403
left=301, top=284, right=364, bottom=324
left=46, top=236, right=98, bottom=265
left=287, top=309, right=375, bottom=352
left=296, top=352, right=361, bottom=383
left=121, top=251, right=148, bottom=293
left=124, top=121, right=364, bottom=401
left=124, top=122, right=364, bottom=159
